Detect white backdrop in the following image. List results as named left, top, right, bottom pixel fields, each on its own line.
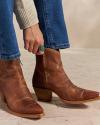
left=14, top=0, right=100, bottom=48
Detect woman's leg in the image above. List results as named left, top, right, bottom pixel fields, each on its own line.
left=0, top=0, right=43, bottom=118
left=32, top=0, right=100, bottom=104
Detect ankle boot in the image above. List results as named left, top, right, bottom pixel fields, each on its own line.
left=33, top=48, right=100, bottom=104
left=0, top=59, right=44, bottom=119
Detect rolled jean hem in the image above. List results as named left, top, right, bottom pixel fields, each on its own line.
left=0, top=52, right=21, bottom=60
left=44, top=43, right=70, bottom=49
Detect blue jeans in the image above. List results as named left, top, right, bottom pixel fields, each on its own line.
left=0, top=0, right=69, bottom=60
left=0, top=0, right=20, bottom=60
left=34, top=0, right=70, bottom=49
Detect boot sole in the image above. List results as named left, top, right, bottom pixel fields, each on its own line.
left=61, top=97, right=100, bottom=105
left=34, top=87, right=100, bottom=105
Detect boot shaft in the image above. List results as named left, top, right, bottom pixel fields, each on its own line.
left=0, top=59, right=32, bottom=99
left=33, top=48, right=65, bottom=89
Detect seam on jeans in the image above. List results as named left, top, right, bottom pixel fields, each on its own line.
left=6, top=0, right=13, bottom=18
left=45, top=43, right=70, bottom=49
left=41, top=0, right=54, bottom=43
left=1, top=0, right=13, bottom=54
left=48, top=43, right=70, bottom=46
left=44, top=41, right=70, bottom=47
left=40, top=0, right=50, bottom=42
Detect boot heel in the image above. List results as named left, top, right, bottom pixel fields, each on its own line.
left=34, top=87, right=52, bottom=102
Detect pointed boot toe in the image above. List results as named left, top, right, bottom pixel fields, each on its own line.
left=83, top=90, right=100, bottom=101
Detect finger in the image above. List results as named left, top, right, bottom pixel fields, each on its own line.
left=28, top=40, right=34, bottom=52
left=24, top=40, right=29, bottom=50
left=32, top=41, right=39, bottom=54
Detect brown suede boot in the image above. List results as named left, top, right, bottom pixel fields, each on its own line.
left=32, top=48, right=100, bottom=104
left=0, top=59, right=44, bottom=119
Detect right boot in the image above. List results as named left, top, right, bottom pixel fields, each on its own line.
left=0, top=59, right=44, bottom=119
left=32, top=48, right=100, bottom=105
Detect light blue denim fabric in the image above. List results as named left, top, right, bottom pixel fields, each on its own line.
left=0, top=0, right=20, bottom=60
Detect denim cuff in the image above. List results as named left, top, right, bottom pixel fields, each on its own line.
left=44, top=43, right=70, bottom=49
left=0, top=52, right=21, bottom=60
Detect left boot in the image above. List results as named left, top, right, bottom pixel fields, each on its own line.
left=32, top=48, right=100, bottom=104
left=0, top=59, right=44, bottom=119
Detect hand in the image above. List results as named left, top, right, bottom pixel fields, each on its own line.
left=23, top=24, right=44, bottom=55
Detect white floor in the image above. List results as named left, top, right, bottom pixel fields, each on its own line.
left=1, top=48, right=100, bottom=125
